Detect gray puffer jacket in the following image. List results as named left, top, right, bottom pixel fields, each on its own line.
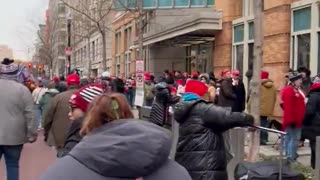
left=41, top=119, right=192, bottom=180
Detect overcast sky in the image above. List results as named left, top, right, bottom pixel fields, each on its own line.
left=0, top=0, right=49, bottom=60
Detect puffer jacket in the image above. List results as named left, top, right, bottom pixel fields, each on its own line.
left=174, top=100, right=253, bottom=180
left=41, top=119, right=192, bottom=180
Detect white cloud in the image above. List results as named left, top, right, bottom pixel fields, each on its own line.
left=0, top=0, right=49, bottom=60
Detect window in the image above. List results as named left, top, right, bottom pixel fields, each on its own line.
left=96, top=39, right=99, bottom=59
left=249, top=22, right=254, bottom=40
left=297, top=34, right=311, bottom=69
left=92, top=41, right=95, bottom=61
left=116, top=55, right=121, bottom=77
left=234, top=24, right=244, bottom=43
left=175, top=0, right=189, bottom=7
left=191, top=0, right=205, bottom=6
left=125, top=27, right=132, bottom=50
left=234, top=45, right=244, bottom=74
left=159, top=0, right=172, bottom=7
left=143, top=0, right=156, bottom=8
left=293, top=7, right=312, bottom=32
left=125, top=52, right=131, bottom=77
left=84, top=46, right=87, bottom=63
left=115, top=31, right=121, bottom=54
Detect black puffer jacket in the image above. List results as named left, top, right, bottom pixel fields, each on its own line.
left=303, top=84, right=320, bottom=141
left=174, top=100, right=253, bottom=180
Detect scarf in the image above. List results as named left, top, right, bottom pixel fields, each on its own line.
left=183, top=93, right=200, bottom=102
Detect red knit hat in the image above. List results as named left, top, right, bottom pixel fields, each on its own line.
left=232, top=70, right=240, bottom=77
left=144, top=72, right=151, bottom=80
left=69, top=84, right=103, bottom=112
left=53, top=76, right=59, bottom=83
left=66, top=74, right=80, bottom=86
left=261, top=71, right=269, bottom=79
left=185, top=80, right=208, bottom=97
left=221, top=69, right=231, bottom=77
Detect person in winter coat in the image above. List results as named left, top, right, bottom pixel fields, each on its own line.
left=56, top=76, right=68, bottom=93
left=149, top=82, right=180, bottom=128
left=302, top=83, right=320, bottom=169
left=39, top=82, right=59, bottom=119
left=0, top=67, right=37, bottom=180
left=174, top=80, right=254, bottom=180
left=281, top=71, right=306, bottom=161
left=144, top=73, right=155, bottom=106
left=200, top=73, right=216, bottom=102
left=57, top=84, right=104, bottom=157
left=231, top=70, right=246, bottom=112
left=41, top=93, right=191, bottom=180
left=43, top=74, right=80, bottom=154
left=248, top=71, right=277, bottom=145
left=297, top=67, right=312, bottom=94
left=259, top=71, right=277, bottom=145
left=218, top=69, right=236, bottom=109
left=297, top=67, right=312, bottom=147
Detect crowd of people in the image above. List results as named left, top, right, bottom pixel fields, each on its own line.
left=0, top=56, right=319, bottom=180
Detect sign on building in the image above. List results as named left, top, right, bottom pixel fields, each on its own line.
left=113, top=0, right=214, bottom=10
left=135, top=59, right=145, bottom=107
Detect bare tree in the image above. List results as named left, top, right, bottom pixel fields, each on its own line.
left=34, top=14, right=65, bottom=78
left=60, top=0, right=114, bottom=72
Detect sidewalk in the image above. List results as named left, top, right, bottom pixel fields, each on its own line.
left=245, top=132, right=311, bottom=166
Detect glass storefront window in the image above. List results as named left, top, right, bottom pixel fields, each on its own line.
left=143, top=0, right=156, bottom=8
left=297, top=33, right=311, bottom=69
left=248, top=43, right=254, bottom=72
left=293, top=7, right=311, bottom=32
left=234, top=24, right=244, bottom=43
left=191, top=0, right=205, bottom=6
left=175, top=0, right=189, bottom=7
left=159, top=0, right=172, bottom=7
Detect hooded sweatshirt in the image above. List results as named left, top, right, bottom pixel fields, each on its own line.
left=39, top=89, right=60, bottom=116
left=41, top=119, right=191, bottom=180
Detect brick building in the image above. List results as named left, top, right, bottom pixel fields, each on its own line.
left=111, top=0, right=320, bottom=89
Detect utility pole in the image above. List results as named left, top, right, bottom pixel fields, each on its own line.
left=248, top=0, right=264, bottom=162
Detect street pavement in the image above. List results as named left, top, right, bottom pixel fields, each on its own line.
left=0, top=133, right=56, bottom=180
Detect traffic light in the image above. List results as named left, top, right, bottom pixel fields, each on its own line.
left=38, top=65, right=43, bottom=72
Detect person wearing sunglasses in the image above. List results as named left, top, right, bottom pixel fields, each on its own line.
left=57, top=84, right=104, bottom=157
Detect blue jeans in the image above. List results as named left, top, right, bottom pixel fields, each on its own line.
left=284, top=127, right=301, bottom=161
left=34, top=104, right=42, bottom=128
left=0, top=145, right=23, bottom=180
left=126, top=89, right=134, bottom=107
left=260, top=116, right=269, bottom=144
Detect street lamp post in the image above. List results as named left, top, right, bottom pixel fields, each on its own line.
left=67, top=15, right=72, bottom=75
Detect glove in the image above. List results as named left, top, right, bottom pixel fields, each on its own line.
left=243, top=113, right=255, bottom=127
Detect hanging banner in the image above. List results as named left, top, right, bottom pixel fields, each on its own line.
left=134, top=59, right=144, bottom=107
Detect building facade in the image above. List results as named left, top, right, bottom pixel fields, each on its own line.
left=47, top=0, right=68, bottom=76
left=68, top=0, right=114, bottom=78
left=111, top=0, right=319, bottom=82
left=0, top=45, right=13, bottom=60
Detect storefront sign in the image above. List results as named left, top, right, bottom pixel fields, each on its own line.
left=134, top=60, right=145, bottom=107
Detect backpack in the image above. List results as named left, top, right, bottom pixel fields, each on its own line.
left=145, top=83, right=155, bottom=100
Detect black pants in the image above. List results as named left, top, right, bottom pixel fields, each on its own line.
left=310, top=140, right=316, bottom=169
left=260, top=116, right=269, bottom=144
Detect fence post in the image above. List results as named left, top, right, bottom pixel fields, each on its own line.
left=314, top=136, right=320, bottom=180
left=227, top=128, right=245, bottom=180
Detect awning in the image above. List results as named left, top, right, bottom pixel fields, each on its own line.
left=140, top=10, right=222, bottom=46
